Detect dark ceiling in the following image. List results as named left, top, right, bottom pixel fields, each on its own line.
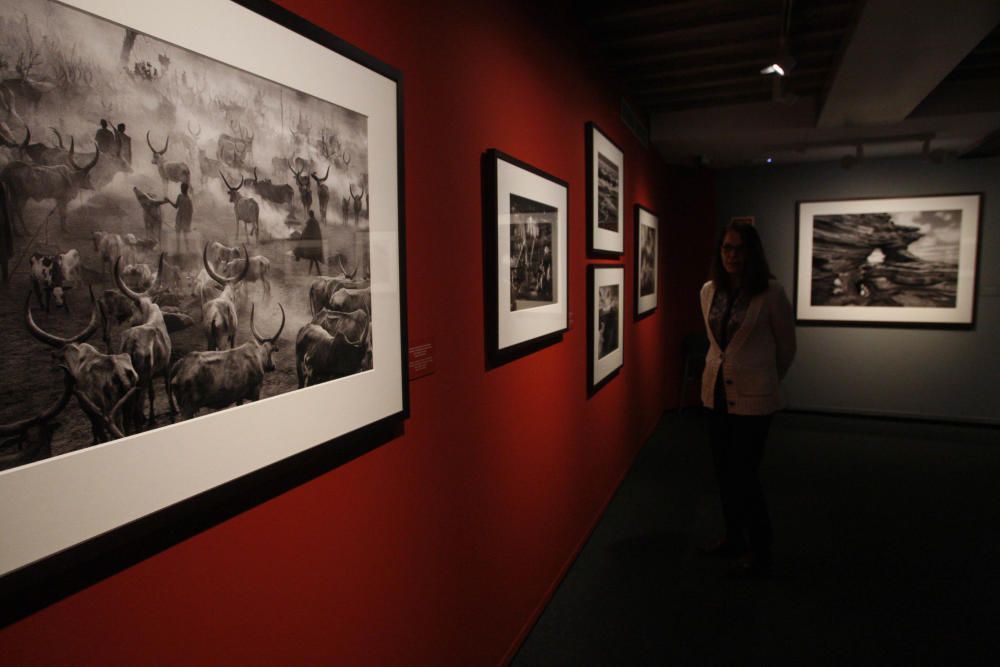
left=578, top=0, right=1000, bottom=166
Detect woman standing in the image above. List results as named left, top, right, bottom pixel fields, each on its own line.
left=700, top=220, right=796, bottom=578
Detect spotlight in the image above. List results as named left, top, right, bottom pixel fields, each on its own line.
left=760, top=63, right=785, bottom=77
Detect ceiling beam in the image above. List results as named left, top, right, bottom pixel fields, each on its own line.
left=817, top=0, right=1000, bottom=127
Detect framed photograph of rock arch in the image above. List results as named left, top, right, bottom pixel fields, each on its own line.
left=0, top=0, right=406, bottom=593
left=795, top=194, right=981, bottom=328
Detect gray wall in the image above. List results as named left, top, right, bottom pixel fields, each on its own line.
left=715, top=156, right=1000, bottom=424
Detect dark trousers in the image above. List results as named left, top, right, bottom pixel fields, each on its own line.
left=707, top=408, right=773, bottom=561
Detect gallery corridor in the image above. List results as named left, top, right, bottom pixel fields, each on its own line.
left=512, top=411, right=1000, bottom=665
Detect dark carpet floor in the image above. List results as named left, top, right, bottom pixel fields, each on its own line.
left=512, top=410, right=1000, bottom=666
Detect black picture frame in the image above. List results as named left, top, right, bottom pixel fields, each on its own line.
left=0, top=0, right=408, bottom=609
left=483, top=149, right=569, bottom=365
left=795, top=193, right=982, bottom=329
left=634, top=204, right=658, bottom=320
left=588, top=264, right=625, bottom=394
left=586, top=122, right=624, bottom=257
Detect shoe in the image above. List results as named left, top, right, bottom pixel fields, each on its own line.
left=727, top=554, right=771, bottom=580
left=699, top=539, right=749, bottom=559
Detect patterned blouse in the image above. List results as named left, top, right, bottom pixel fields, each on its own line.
left=708, top=287, right=750, bottom=349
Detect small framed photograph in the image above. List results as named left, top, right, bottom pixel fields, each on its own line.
left=586, top=123, right=624, bottom=256
left=634, top=205, right=658, bottom=319
left=588, top=264, right=624, bottom=393
left=484, top=149, right=569, bottom=362
left=796, top=193, right=982, bottom=328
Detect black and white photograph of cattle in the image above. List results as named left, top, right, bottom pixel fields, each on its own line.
left=0, top=0, right=375, bottom=472
left=509, top=193, right=555, bottom=311
left=638, top=223, right=655, bottom=297
left=811, top=209, right=962, bottom=308
left=596, top=152, right=619, bottom=233
left=597, top=284, right=619, bottom=358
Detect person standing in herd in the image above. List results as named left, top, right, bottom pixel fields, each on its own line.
left=172, top=182, right=193, bottom=255
left=700, top=219, right=796, bottom=578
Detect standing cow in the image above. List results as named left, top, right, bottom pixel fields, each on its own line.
left=201, top=243, right=250, bottom=350
left=170, top=303, right=285, bottom=419
left=133, top=186, right=173, bottom=243
left=219, top=172, right=260, bottom=242
left=146, top=131, right=191, bottom=196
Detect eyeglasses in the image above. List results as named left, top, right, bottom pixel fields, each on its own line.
left=721, top=243, right=745, bottom=254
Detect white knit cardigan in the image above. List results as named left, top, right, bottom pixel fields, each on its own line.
left=699, top=280, right=797, bottom=415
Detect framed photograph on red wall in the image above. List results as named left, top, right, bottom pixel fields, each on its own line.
left=586, top=122, right=624, bottom=257
left=483, top=149, right=569, bottom=363
left=0, top=0, right=406, bottom=597
left=588, top=264, right=624, bottom=394
left=634, top=204, right=658, bottom=319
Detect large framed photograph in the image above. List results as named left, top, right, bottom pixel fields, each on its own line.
left=634, top=204, right=658, bottom=319
left=586, top=122, right=623, bottom=257
left=483, top=149, right=568, bottom=362
left=588, top=264, right=624, bottom=393
left=0, top=0, right=406, bottom=583
left=796, top=194, right=981, bottom=328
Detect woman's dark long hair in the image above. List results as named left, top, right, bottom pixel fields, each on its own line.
left=710, top=220, right=772, bottom=295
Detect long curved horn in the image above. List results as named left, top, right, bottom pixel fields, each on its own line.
left=146, top=130, right=167, bottom=155
left=311, top=165, right=330, bottom=183
left=250, top=303, right=285, bottom=345
left=50, top=127, right=64, bottom=149
left=0, top=368, right=75, bottom=436
left=20, top=126, right=30, bottom=150
left=288, top=156, right=304, bottom=178
left=25, top=292, right=100, bottom=348
left=203, top=244, right=249, bottom=285
left=108, top=385, right=138, bottom=439
left=252, top=167, right=259, bottom=182
left=337, top=256, right=358, bottom=280
left=342, top=315, right=369, bottom=348
left=69, top=141, right=100, bottom=172
left=114, top=257, right=144, bottom=304
left=219, top=169, right=236, bottom=191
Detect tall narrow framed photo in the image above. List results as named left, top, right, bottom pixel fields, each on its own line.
left=0, top=0, right=406, bottom=586
left=588, top=264, right=624, bottom=393
left=796, top=194, right=982, bottom=328
left=484, top=149, right=569, bottom=362
left=586, top=122, right=624, bottom=257
left=634, top=205, right=658, bottom=319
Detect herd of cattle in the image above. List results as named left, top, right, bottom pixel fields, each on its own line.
left=0, top=236, right=374, bottom=472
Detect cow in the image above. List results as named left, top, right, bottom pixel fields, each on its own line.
left=170, top=303, right=285, bottom=419
left=201, top=243, right=249, bottom=350
left=0, top=368, right=75, bottom=471
left=29, top=252, right=70, bottom=312
left=289, top=158, right=312, bottom=211
left=146, top=131, right=191, bottom=195
left=98, top=288, right=136, bottom=351
left=221, top=252, right=271, bottom=299
left=311, top=166, right=330, bottom=222
left=21, top=127, right=70, bottom=165
left=133, top=186, right=172, bottom=243
left=248, top=167, right=294, bottom=206
left=207, top=240, right=241, bottom=265
left=219, top=171, right=260, bottom=242
left=191, top=268, right=222, bottom=308
left=349, top=183, right=366, bottom=226
left=93, top=231, right=134, bottom=275
left=295, top=312, right=369, bottom=388
left=114, top=257, right=175, bottom=427
left=120, top=261, right=156, bottom=293
left=26, top=292, right=141, bottom=442
left=308, top=271, right=369, bottom=315
left=197, top=148, right=222, bottom=186
left=0, top=133, right=99, bottom=232
left=216, top=128, right=253, bottom=170
left=312, top=307, right=369, bottom=341
left=47, top=131, right=131, bottom=188
left=60, top=248, right=82, bottom=287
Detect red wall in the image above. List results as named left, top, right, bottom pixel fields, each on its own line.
left=0, top=1, right=715, bottom=664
